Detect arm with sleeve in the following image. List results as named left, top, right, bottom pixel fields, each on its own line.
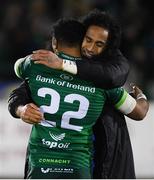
left=8, top=81, right=32, bottom=118
left=106, top=88, right=136, bottom=115
left=106, top=87, right=148, bottom=120
left=14, top=55, right=31, bottom=79
left=8, top=56, right=33, bottom=118
left=76, top=50, right=129, bottom=89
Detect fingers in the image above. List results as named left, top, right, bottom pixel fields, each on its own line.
left=32, top=49, right=55, bottom=59
left=130, top=83, right=141, bottom=90
left=31, top=53, right=52, bottom=64
left=31, top=53, right=48, bottom=60
left=20, top=103, right=44, bottom=124
left=26, top=105, right=43, bottom=118
left=23, top=114, right=42, bottom=124
left=30, top=49, right=61, bottom=69
left=33, top=49, right=51, bottom=54
left=27, top=103, right=42, bottom=115
left=29, top=103, right=40, bottom=111
left=34, top=60, right=48, bottom=65
left=129, top=83, right=143, bottom=98
left=131, top=85, right=142, bottom=94
left=130, top=83, right=138, bottom=91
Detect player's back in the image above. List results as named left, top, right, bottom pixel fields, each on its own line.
left=15, top=54, right=107, bottom=178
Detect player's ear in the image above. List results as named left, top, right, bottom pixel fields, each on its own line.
left=52, top=37, right=58, bottom=52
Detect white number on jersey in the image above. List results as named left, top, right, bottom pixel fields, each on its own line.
left=38, top=87, right=89, bottom=131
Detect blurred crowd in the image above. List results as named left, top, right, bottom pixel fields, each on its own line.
left=0, top=0, right=154, bottom=99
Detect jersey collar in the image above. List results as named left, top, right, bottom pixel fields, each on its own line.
left=57, top=52, right=82, bottom=61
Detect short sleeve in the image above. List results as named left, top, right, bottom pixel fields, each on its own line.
left=14, top=55, right=32, bottom=79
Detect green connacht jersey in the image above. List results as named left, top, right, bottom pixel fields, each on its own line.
left=14, top=53, right=128, bottom=177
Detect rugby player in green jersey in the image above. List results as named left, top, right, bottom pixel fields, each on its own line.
left=14, top=18, right=149, bottom=179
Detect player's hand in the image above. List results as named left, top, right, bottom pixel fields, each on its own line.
left=129, top=83, right=143, bottom=99
left=31, top=49, right=63, bottom=70
left=16, top=103, right=44, bottom=124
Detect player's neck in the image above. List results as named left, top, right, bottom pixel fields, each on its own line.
left=57, top=46, right=81, bottom=58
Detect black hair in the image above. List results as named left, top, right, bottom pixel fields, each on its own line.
left=52, top=18, right=86, bottom=47
left=82, top=9, right=121, bottom=54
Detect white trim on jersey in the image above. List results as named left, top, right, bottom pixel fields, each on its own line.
left=14, top=55, right=31, bottom=78
left=117, top=93, right=137, bottom=115
left=14, top=58, right=25, bottom=78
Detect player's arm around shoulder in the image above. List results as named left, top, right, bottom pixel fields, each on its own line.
left=116, top=85, right=149, bottom=121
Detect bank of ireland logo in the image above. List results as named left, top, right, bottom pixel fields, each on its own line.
left=49, top=131, right=65, bottom=141
left=60, top=74, right=73, bottom=81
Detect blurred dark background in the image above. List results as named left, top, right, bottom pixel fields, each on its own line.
left=0, top=0, right=154, bottom=99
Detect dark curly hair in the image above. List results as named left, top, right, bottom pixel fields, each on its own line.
left=52, top=18, right=86, bottom=48
left=82, top=9, right=121, bottom=56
